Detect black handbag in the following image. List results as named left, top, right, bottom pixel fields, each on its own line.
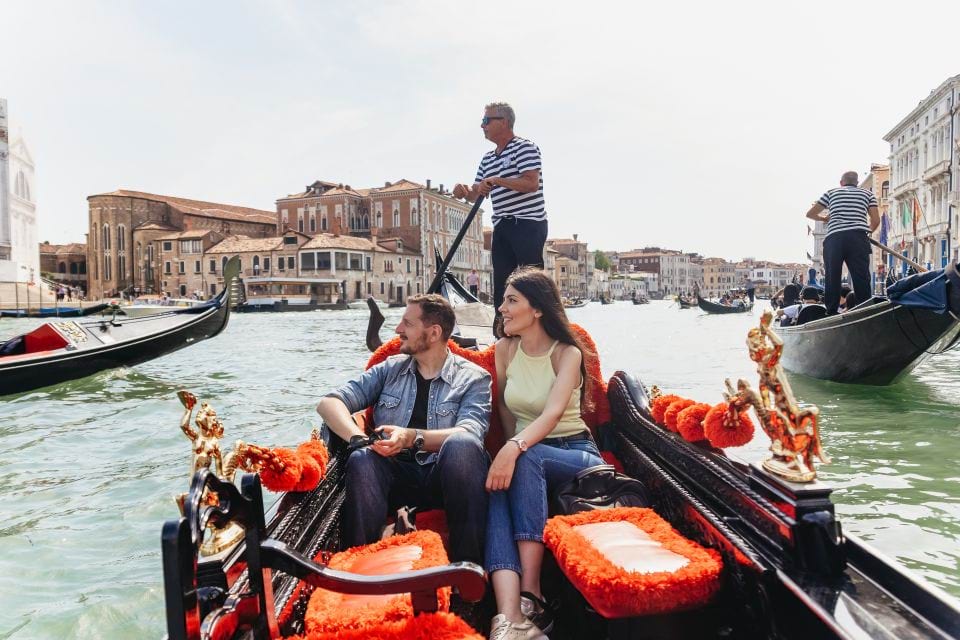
left=551, top=464, right=651, bottom=515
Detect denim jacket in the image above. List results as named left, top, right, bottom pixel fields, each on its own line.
left=327, top=351, right=492, bottom=464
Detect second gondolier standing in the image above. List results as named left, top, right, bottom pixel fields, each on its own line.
left=454, top=102, right=547, bottom=334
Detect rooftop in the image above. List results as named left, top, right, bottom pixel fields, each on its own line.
left=90, top=189, right=276, bottom=226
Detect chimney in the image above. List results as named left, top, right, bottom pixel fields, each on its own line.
left=573, top=234, right=579, bottom=241
left=385, top=181, right=391, bottom=188
left=345, top=185, right=351, bottom=191
left=439, top=184, right=444, bottom=194
left=426, top=179, right=431, bottom=189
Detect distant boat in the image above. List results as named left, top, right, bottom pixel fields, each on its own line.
left=117, top=296, right=204, bottom=318
left=0, top=258, right=238, bottom=396
left=677, top=297, right=695, bottom=309
left=697, top=295, right=752, bottom=315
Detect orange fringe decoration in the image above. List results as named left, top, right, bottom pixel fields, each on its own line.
left=297, top=438, right=330, bottom=477
left=650, top=394, right=683, bottom=425
left=664, top=398, right=696, bottom=432
left=243, top=438, right=331, bottom=493
left=290, top=611, right=482, bottom=640
left=364, top=323, right=609, bottom=455
left=304, top=530, right=452, bottom=636
left=676, top=403, right=711, bottom=442
left=702, top=402, right=755, bottom=449
left=543, top=507, right=722, bottom=618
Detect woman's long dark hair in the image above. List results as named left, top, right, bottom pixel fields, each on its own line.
left=504, top=266, right=594, bottom=411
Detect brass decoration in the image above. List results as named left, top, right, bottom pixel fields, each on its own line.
left=54, top=321, right=88, bottom=344
left=177, top=390, right=248, bottom=556
left=726, top=310, right=829, bottom=483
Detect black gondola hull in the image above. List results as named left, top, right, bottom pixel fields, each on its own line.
left=777, top=301, right=960, bottom=384
left=697, top=295, right=753, bottom=314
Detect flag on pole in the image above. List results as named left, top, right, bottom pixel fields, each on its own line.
left=912, top=196, right=923, bottom=236
left=879, top=212, right=888, bottom=246
left=806, top=251, right=813, bottom=261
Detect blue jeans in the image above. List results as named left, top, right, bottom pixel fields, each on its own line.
left=485, top=436, right=603, bottom=574
left=344, top=431, right=489, bottom=564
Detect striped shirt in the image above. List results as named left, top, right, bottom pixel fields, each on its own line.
left=817, top=186, right=877, bottom=237
left=475, top=137, right=547, bottom=225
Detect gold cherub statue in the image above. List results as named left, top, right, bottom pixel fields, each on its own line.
left=727, top=310, right=828, bottom=483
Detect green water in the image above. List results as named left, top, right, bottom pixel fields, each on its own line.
left=0, top=301, right=957, bottom=638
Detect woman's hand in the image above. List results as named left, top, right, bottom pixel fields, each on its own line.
left=486, top=443, right=520, bottom=492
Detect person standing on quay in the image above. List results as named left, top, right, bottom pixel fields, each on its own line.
left=454, top=102, right=548, bottom=334
left=805, top=171, right=880, bottom=315
left=467, top=268, right=481, bottom=299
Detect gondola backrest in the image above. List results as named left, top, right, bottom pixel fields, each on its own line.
left=796, top=305, right=828, bottom=325
left=364, top=324, right=610, bottom=456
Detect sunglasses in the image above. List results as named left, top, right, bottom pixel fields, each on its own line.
left=481, top=116, right=505, bottom=126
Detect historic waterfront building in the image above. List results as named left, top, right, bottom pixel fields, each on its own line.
left=0, top=99, right=40, bottom=284
left=861, top=164, right=891, bottom=288
left=39, top=241, right=87, bottom=291
left=275, top=178, right=489, bottom=301
left=86, top=190, right=276, bottom=299
left=883, top=74, right=959, bottom=273
left=700, top=257, right=736, bottom=298
left=547, top=236, right=592, bottom=295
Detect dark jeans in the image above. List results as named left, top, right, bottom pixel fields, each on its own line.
left=491, top=218, right=548, bottom=314
left=823, top=230, right=871, bottom=314
left=343, top=431, right=489, bottom=564
left=469, top=284, right=479, bottom=298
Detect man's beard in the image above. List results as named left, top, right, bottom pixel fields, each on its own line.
left=399, top=335, right=428, bottom=355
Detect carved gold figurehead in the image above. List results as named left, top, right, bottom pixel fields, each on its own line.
left=730, top=310, right=828, bottom=483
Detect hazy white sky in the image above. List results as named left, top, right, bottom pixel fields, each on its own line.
left=2, top=0, right=958, bottom=262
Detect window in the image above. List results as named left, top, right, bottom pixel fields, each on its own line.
left=301, top=252, right=316, bottom=269
left=195, top=260, right=201, bottom=274
left=349, top=253, right=363, bottom=270
left=165, top=261, right=172, bottom=275
left=381, top=282, right=385, bottom=294
left=278, top=257, right=286, bottom=271
left=162, top=241, right=172, bottom=252
left=310, top=215, right=316, bottom=232
left=365, top=257, right=372, bottom=272
left=317, top=253, right=331, bottom=270
left=209, top=259, right=217, bottom=273
left=180, top=239, right=202, bottom=254
left=253, top=256, right=260, bottom=274
left=393, top=210, right=400, bottom=227
left=178, top=261, right=185, bottom=274
left=263, top=257, right=270, bottom=272
left=287, top=256, right=295, bottom=270
left=406, top=258, right=411, bottom=273
left=335, top=252, right=348, bottom=270
left=367, top=282, right=372, bottom=294
left=180, top=284, right=187, bottom=297
left=210, top=284, right=217, bottom=296
left=283, top=236, right=298, bottom=245
left=415, top=259, right=420, bottom=276
left=222, top=256, right=228, bottom=272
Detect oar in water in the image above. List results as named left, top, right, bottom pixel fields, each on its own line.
left=868, top=237, right=927, bottom=273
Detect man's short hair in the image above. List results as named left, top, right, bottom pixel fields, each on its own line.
left=407, top=294, right=456, bottom=340
left=840, top=171, right=859, bottom=186
left=485, top=101, right=515, bottom=128
left=800, top=286, right=821, bottom=302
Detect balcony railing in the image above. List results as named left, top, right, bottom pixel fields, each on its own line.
left=923, top=160, right=951, bottom=181
left=891, top=178, right=920, bottom=197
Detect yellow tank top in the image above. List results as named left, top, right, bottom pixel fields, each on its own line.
left=503, top=340, right=587, bottom=439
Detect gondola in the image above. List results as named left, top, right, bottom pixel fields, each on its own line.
left=160, top=308, right=960, bottom=640
left=677, top=297, right=694, bottom=309
left=696, top=294, right=753, bottom=314
left=0, top=257, right=239, bottom=396
left=564, top=298, right=588, bottom=309
left=161, top=217, right=960, bottom=640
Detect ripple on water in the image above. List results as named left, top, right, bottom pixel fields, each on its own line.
left=0, top=303, right=959, bottom=637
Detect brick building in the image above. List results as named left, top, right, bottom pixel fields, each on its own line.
left=39, top=241, right=88, bottom=291
left=86, top=190, right=276, bottom=299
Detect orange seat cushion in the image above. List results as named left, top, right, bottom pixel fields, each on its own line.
left=544, top=507, right=722, bottom=618
left=291, top=611, right=482, bottom=640
left=304, top=530, right=452, bottom=635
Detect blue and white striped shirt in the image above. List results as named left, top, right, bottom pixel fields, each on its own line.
left=817, top=186, right=877, bottom=237
left=475, top=137, right=547, bottom=225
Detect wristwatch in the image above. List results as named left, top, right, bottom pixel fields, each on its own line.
left=509, top=437, right=528, bottom=453
left=411, top=429, right=425, bottom=452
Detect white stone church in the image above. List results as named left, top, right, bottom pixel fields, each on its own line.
left=0, top=98, right=40, bottom=284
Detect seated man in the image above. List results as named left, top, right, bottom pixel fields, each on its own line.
left=317, top=294, right=492, bottom=564
left=776, top=286, right=821, bottom=326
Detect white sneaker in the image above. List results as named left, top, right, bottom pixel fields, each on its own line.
left=520, top=593, right=555, bottom=634
left=489, top=613, right=549, bottom=640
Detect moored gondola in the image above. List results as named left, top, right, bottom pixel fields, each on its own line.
left=696, top=294, right=753, bottom=314
left=0, top=257, right=239, bottom=396
left=777, top=263, right=960, bottom=384
left=160, top=310, right=960, bottom=640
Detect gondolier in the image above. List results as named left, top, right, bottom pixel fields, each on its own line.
left=805, top=171, right=880, bottom=315
left=453, top=102, right=547, bottom=334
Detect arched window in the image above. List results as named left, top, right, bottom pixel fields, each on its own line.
left=253, top=255, right=260, bottom=275
left=376, top=211, right=382, bottom=228
left=310, top=214, right=316, bottom=233
left=393, top=209, right=400, bottom=227
left=70, top=263, right=78, bottom=274
left=103, top=224, right=111, bottom=251
left=117, top=225, right=127, bottom=281
left=222, top=256, right=228, bottom=273
left=58, top=261, right=67, bottom=273
left=102, top=224, right=112, bottom=281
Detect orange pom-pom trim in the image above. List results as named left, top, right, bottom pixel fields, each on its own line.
left=304, top=530, right=451, bottom=635
left=676, top=403, right=711, bottom=442
left=297, top=439, right=329, bottom=478
left=664, top=398, right=696, bottom=432
left=650, top=394, right=683, bottom=425
left=255, top=446, right=303, bottom=493
left=292, top=455, right=322, bottom=492
left=544, top=507, right=722, bottom=618
left=290, top=611, right=483, bottom=640
left=703, top=402, right=755, bottom=448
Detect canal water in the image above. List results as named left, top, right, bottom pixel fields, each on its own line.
left=1, top=301, right=958, bottom=638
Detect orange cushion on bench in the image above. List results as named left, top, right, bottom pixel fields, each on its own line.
left=292, top=611, right=482, bottom=640
left=543, top=507, right=722, bottom=618
left=304, top=530, right=452, bottom=635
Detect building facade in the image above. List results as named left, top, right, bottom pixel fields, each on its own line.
left=86, top=190, right=276, bottom=299
left=39, top=241, right=87, bottom=291
left=700, top=257, right=736, bottom=298
left=0, top=99, right=40, bottom=284
left=883, top=75, right=959, bottom=273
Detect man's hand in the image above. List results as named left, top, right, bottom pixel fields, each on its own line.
left=485, top=442, right=520, bottom=491
left=372, top=425, right=411, bottom=457
left=477, top=178, right=497, bottom=196
left=452, top=183, right=470, bottom=199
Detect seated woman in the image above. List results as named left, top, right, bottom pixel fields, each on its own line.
left=484, top=267, right=603, bottom=640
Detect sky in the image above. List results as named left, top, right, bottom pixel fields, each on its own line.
left=2, top=0, right=958, bottom=263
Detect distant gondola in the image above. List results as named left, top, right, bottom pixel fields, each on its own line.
left=0, top=257, right=239, bottom=396
left=697, top=294, right=753, bottom=314
left=677, top=297, right=694, bottom=309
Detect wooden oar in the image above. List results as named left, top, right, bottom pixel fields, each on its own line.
left=868, top=237, right=927, bottom=273
left=427, top=195, right=485, bottom=294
